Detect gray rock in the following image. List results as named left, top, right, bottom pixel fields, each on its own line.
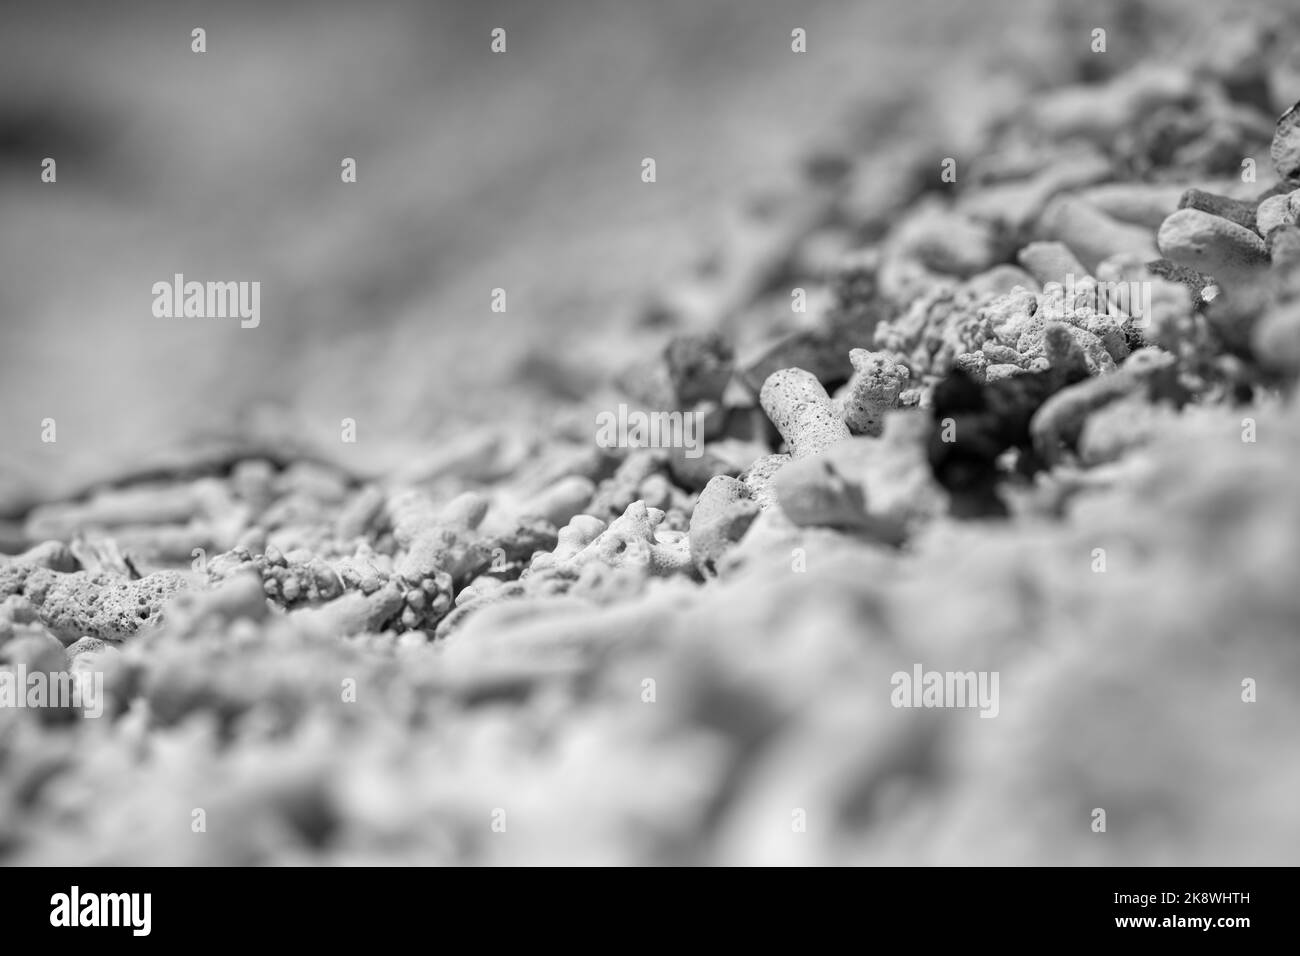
left=1271, top=99, right=1300, bottom=182
left=1255, top=192, right=1298, bottom=237
left=1178, top=189, right=1260, bottom=233
left=1157, top=209, right=1269, bottom=281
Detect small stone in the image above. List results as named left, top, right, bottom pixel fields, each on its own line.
left=66, top=635, right=109, bottom=658
left=737, top=329, right=854, bottom=394
left=667, top=442, right=751, bottom=492
left=663, top=333, right=734, bottom=406
left=1178, top=189, right=1259, bottom=233
left=1256, top=190, right=1300, bottom=238
left=1157, top=209, right=1269, bottom=280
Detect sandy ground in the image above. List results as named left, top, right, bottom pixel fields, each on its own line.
left=4, top=0, right=1299, bottom=869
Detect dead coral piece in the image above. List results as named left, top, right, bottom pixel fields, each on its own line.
left=20, top=568, right=190, bottom=644
left=1144, top=259, right=1218, bottom=310
left=0, top=541, right=79, bottom=601
left=688, top=476, right=760, bottom=577
left=928, top=329, right=1091, bottom=517
left=586, top=449, right=669, bottom=520
left=1255, top=189, right=1300, bottom=238
left=1076, top=182, right=1186, bottom=230
left=984, top=363, right=1025, bottom=382
left=737, top=329, right=854, bottom=394
left=1017, top=241, right=1089, bottom=287
left=740, top=453, right=792, bottom=513
left=891, top=202, right=1004, bottom=278
left=1030, top=348, right=1180, bottom=465
left=773, top=454, right=870, bottom=532
left=557, top=501, right=693, bottom=579
left=334, top=484, right=386, bottom=542
left=166, top=572, right=270, bottom=631
left=873, top=285, right=993, bottom=378
left=759, top=368, right=851, bottom=459
left=388, top=490, right=491, bottom=585
left=664, top=333, right=735, bottom=406
left=827, top=414, right=945, bottom=527
left=290, top=581, right=405, bottom=638
left=517, top=475, right=596, bottom=528
left=1253, top=299, right=1300, bottom=374
left=738, top=254, right=891, bottom=393
left=1028, top=65, right=1194, bottom=141
left=963, top=264, right=1039, bottom=300
left=836, top=350, right=910, bottom=437
left=1178, top=188, right=1261, bottom=233
left=1271, top=98, right=1300, bottom=182
left=13, top=5, right=1300, bottom=870
left=958, top=154, right=1112, bottom=240
left=1038, top=197, right=1159, bottom=272
left=1077, top=394, right=1182, bottom=465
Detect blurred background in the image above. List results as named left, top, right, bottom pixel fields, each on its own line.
left=0, top=0, right=1051, bottom=512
